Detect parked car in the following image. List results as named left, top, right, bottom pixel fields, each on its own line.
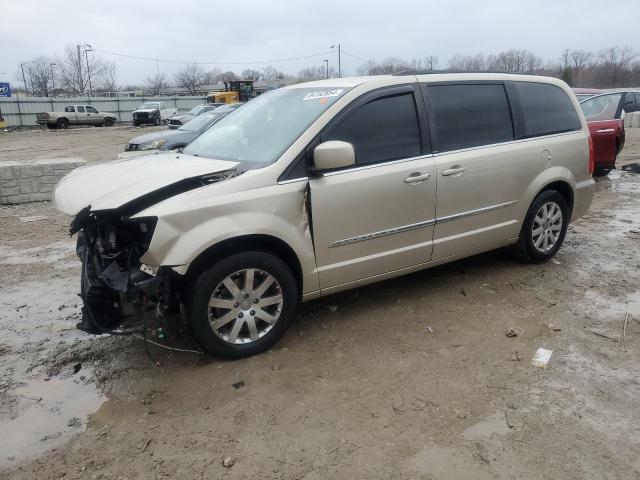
left=36, top=105, right=117, bottom=129
left=579, top=91, right=640, bottom=175
left=55, top=74, right=594, bottom=358
left=121, top=104, right=240, bottom=156
left=132, top=102, right=177, bottom=126
left=168, top=103, right=226, bottom=129
left=573, top=88, right=601, bottom=102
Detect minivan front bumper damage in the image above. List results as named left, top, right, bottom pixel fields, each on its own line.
left=73, top=209, right=176, bottom=334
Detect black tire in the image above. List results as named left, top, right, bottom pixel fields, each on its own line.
left=103, top=117, right=114, bottom=127
left=57, top=118, right=69, bottom=129
left=511, top=190, right=570, bottom=263
left=185, top=252, right=299, bottom=358
left=153, top=115, right=161, bottom=126
left=133, top=119, right=140, bottom=127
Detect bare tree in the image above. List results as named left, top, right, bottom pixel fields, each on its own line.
left=241, top=68, right=261, bottom=81
left=174, top=63, right=206, bottom=95
left=598, top=46, right=637, bottom=87
left=23, top=56, right=55, bottom=96
left=356, top=60, right=377, bottom=76
left=487, top=49, right=542, bottom=73
left=424, top=55, right=438, bottom=70
left=261, top=65, right=285, bottom=81
left=297, top=65, right=336, bottom=81
left=145, top=71, right=168, bottom=95
left=96, top=62, right=117, bottom=94
left=55, top=44, right=117, bottom=95
left=219, top=71, right=238, bottom=82
left=448, top=53, right=486, bottom=71
left=204, top=68, right=223, bottom=84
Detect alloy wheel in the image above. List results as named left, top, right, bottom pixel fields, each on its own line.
left=531, top=201, right=563, bottom=253
left=208, top=268, right=283, bottom=344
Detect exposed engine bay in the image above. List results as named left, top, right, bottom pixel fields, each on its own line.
left=69, top=170, right=238, bottom=336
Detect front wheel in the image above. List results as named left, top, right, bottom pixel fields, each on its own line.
left=511, top=190, right=570, bottom=263
left=185, top=252, right=299, bottom=358
left=153, top=116, right=161, bottom=126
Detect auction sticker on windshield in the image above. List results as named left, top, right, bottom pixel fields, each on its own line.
left=303, top=89, right=344, bottom=101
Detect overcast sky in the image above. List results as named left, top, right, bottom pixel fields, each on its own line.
left=1, top=0, right=638, bottom=85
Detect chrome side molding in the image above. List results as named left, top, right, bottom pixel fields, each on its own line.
left=328, top=200, right=517, bottom=247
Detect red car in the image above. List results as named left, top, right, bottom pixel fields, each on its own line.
left=579, top=91, right=640, bottom=176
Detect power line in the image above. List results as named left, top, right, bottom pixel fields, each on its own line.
left=94, top=48, right=334, bottom=66
left=341, top=50, right=369, bottom=63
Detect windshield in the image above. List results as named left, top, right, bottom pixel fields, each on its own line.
left=140, top=103, right=159, bottom=109
left=184, top=87, right=349, bottom=163
left=178, top=112, right=223, bottom=131
left=189, top=105, right=205, bottom=116
left=580, top=93, right=622, bottom=121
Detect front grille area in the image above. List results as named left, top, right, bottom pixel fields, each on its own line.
left=169, top=119, right=181, bottom=126
left=125, top=143, right=139, bottom=152
left=135, top=112, right=150, bottom=121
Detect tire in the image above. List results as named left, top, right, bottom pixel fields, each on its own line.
left=153, top=115, right=161, bottom=126
left=57, top=118, right=69, bottom=129
left=46, top=123, right=57, bottom=130
left=185, top=251, right=299, bottom=358
left=511, top=190, right=570, bottom=263
left=133, top=120, right=140, bottom=127
left=103, top=118, right=114, bottom=127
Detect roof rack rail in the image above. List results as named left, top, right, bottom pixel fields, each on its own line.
left=392, top=70, right=531, bottom=76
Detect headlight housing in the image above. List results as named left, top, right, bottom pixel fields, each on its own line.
left=139, top=139, right=167, bottom=151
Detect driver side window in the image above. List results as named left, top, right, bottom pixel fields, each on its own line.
left=323, top=92, right=422, bottom=166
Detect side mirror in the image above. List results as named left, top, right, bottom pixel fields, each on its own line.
left=313, top=141, right=355, bottom=172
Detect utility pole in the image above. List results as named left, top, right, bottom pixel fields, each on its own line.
left=331, top=44, right=341, bottom=78
left=84, top=47, right=93, bottom=97
left=50, top=62, right=57, bottom=96
left=20, top=63, right=28, bottom=95
left=77, top=44, right=83, bottom=93
left=323, top=59, right=329, bottom=79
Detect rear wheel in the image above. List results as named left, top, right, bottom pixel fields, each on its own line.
left=103, top=117, right=114, bottom=127
left=57, top=118, right=69, bottom=129
left=186, top=252, right=299, bottom=358
left=511, top=190, right=570, bottom=263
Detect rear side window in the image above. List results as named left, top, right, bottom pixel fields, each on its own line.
left=325, top=92, right=421, bottom=165
left=426, top=84, right=514, bottom=152
left=77, top=106, right=85, bottom=113
left=512, top=82, right=581, bottom=138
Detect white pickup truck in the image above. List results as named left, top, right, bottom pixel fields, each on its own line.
left=132, top=102, right=177, bottom=126
left=36, top=105, right=117, bottom=129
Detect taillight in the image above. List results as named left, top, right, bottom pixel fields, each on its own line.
left=588, top=136, right=595, bottom=175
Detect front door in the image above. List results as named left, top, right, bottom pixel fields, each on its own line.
left=309, top=86, right=436, bottom=290
left=580, top=93, right=624, bottom=167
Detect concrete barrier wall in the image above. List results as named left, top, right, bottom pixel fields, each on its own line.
left=0, top=158, right=85, bottom=204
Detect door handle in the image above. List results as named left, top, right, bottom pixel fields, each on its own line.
left=442, top=166, right=466, bottom=177
left=595, top=128, right=615, bottom=133
left=404, top=172, right=431, bottom=184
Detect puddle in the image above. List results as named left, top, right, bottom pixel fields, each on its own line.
left=406, top=446, right=494, bottom=479
left=462, top=412, right=511, bottom=441
left=0, top=374, right=104, bottom=470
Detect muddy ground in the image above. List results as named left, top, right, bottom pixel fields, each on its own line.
left=0, top=125, right=165, bottom=163
left=1, top=129, right=640, bottom=479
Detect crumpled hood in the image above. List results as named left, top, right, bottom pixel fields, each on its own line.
left=170, top=114, right=192, bottom=121
left=55, top=153, right=239, bottom=215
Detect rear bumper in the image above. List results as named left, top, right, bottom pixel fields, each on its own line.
left=572, top=178, right=595, bottom=222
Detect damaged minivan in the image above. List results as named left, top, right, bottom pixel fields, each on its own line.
left=55, top=73, right=595, bottom=358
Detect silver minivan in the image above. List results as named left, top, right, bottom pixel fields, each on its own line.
left=55, top=73, right=595, bottom=358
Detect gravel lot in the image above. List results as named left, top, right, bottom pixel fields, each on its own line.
left=1, top=128, right=639, bottom=479
left=0, top=125, right=165, bottom=163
